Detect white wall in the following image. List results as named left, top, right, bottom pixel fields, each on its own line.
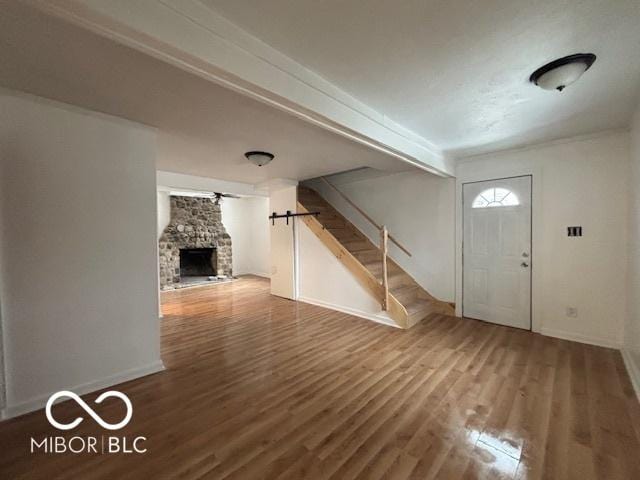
left=298, top=221, right=396, bottom=327
left=456, top=131, right=630, bottom=348
left=624, top=108, right=640, bottom=396
left=221, top=196, right=270, bottom=277
left=305, top=171, right=455, bottom=302
left=157, top=191, right=171, bottom=239
left=0, top=91, right=163, bottom=418
left=0, top=171, right=4, bottom=410
left=269, top=186, right=298, bottom=299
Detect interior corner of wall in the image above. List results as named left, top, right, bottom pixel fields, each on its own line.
left=622, top=348, right=640, bottom=401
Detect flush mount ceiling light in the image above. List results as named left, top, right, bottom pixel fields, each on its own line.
left=529, top=53, right=596, bottom=92
left=244, top=151, right=274, bottom=167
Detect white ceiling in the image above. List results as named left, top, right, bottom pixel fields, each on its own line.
left=204, top=0, right=640, bottom=157
left=0, top=2, right=415, bottom=185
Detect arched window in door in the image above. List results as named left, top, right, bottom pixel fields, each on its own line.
left=472, top=187, right=519, bottom=208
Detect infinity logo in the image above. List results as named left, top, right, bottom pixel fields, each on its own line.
left=45, top=391, right=133, bottom=431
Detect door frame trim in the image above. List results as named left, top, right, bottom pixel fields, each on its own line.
left=461, top=175, right=533, bottom=331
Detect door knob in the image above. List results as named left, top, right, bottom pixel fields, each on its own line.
left=522, top=252, right=529, bottom=257
left=521, top=262, right=529, bottom=268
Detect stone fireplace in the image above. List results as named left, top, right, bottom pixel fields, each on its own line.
left=159, top=196, right=232, bottom=289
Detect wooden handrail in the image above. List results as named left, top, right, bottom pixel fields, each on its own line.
left=320, top=177, right=412, bottom=257
left=381, top=225, right=389, bottom=311
left=298, top=202, right=408, bottom=328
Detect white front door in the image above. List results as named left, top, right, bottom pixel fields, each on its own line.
left=463, top=176, right=531, bottom=330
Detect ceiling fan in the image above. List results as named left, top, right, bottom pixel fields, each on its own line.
left=213, top=192, right=241, bottom=204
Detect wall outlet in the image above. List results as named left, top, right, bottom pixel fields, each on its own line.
left=566, top=307, right=578, bottom=318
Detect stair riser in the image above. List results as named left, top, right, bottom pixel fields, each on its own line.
left=328, top=227, right=359, bottom=236
left=298, top=186, right=456, bottom=327
left=386, top=275, right=411, bottom=289
left=416, top=290, right=438, bottom=302
left=303, top=205, right=330, bottom=213
left=316, top=215, right=343, bottom=225
left=341, top=242, right=373, bottom=253
left=353, top=250, right=383, bottom=263
left=322, top=219, right=347, bottom=229
left=366, top=263, right=404, bottom=278
left=391, top=289, right=419, bottom=304
left=407, top=306, right=447, bottom=328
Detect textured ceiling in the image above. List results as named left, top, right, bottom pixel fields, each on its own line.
left=204, top=0, right=640, bottom=157
left=0, top=2, right=415, bottom=184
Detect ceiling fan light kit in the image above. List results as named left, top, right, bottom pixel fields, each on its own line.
left=529, top=53, right=596, bottom=92
left=245, top=151, right=274, bottom=166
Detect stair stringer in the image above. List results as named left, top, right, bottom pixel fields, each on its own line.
left=298, top=186, right=455, bottom=327
left=298, top=202, right=409, bottom=328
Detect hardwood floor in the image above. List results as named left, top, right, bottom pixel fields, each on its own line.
left=1, top=276, right=639, bottom=479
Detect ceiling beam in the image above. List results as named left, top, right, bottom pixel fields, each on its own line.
left=33, top=0, right=454, bottom=177
left=157, top=171, right=269, bottom=197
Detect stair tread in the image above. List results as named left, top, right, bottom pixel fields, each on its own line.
left=362, top=257, right=383, bottom=266
left=328, top=225, right=358, bottom=233
left=341, top=240, right=372, bottom=249
left=405, top=298, right=438, bottom=315
left=330, top=232, right=363, bottom=242
left=368, top=263, right=403, bottom=275
left=390, top=284, right=419, bottom=298
left=299, top=185, right=452, bottom=328
left=353, top=248, right=381, bottom=256
left=391, top=283, right=418, bottom=293
left=302, top=205, right=329, bottom=211
left=329, top=231, right=360, bottom=239
left=342, top=237, right=370, bottom=244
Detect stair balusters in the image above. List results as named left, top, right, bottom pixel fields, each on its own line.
left=381, top=225, right=389, bottom=311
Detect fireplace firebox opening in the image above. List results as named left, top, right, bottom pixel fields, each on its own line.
left=179, top=248, right=216, bottom=277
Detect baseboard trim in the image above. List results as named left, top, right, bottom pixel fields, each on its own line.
left=539, top=327, right=621, bottom=349
left=622, top=348, right=640, bottom=402
left=0, top=360, right=165, bottom=420
left=237, top=271, right=270, bottom=279
left=298, top=296, right=400, bottom=329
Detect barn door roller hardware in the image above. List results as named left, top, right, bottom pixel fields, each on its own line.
left=269, top=210, right=320, bottom=226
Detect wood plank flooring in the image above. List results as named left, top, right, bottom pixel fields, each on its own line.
left=1, top=276, right=639, bottom=479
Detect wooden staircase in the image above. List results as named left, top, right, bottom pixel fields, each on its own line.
left=297, top=185, right=455, bottom=329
